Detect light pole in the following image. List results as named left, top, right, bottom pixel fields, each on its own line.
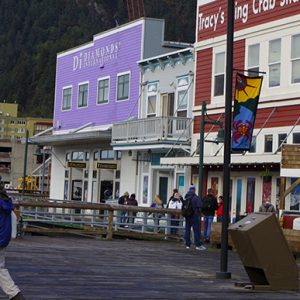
left=216, top=0, right=234, bottom=280
left=22, top=130, right=29, bottom=196
left=198, top=101, right=224, bottom=238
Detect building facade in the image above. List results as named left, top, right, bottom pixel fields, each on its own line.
left=33, top=18, right=187, bottom=203
left=162, top=0, right=300, bottom=218
left=0, top=102, right=53, bottom=187
left=112, top=48, right=194, bottom=205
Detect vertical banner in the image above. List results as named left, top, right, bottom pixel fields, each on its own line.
left=231, top=73, right=263, bottom=151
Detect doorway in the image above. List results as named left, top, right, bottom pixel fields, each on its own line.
left=161, top=93, right=174, bottom=117
left=100, top=180, right=113, bottom=203
left=159, top=176, right=168, bottom=206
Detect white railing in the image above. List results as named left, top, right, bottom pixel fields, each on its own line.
left=112, top=116, right=191, bottom=144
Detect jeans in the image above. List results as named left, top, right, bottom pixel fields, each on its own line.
left=203, top=215, right=214, bottom=241
left=0, top=247, right=20, bottom=299
left=185, top=214, right=202, bottom=247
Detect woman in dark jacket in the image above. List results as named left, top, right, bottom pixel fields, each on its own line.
left=126, top=194, right=138, bottom=224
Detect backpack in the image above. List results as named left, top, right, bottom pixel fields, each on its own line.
left=181, top=198, right=194, bottom=217
left=202, top=197, right=212, bottom=210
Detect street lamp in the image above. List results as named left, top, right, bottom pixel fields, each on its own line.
left=198, top=101, right=224, bottom=238
left=216, top=0, right=235, bottom=280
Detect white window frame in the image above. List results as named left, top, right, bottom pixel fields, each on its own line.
left=116, top=71, right=130, bottom=101
left=97, top=76, right=110, bottom=105
left=212, top=46, right=226, bottom=103
left=245, top=26, right=300, bottom=101
left=268, top=39, right=281, bottom=88
left=146, top=82, right=158, bottom=117
left=291, top=34, right=300, bottom=85
left=247, top=43, right=260, bottom=76
left=176, top=75, right=189, bottom=117
left=77, top=81, right=89, bottom=109
left=62, top=85, right=72, bottom=111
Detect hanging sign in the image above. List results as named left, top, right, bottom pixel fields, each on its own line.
left=231, top=73, right=263, bottom=151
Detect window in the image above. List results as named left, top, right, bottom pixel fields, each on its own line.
left=117, top=73, right=130, bottom=101
left=291, top=34, right=300, bottom=84
left=66, top=152, right=71, bottom=161
left=100, top=150, right=114, bottom=160
left=62, top=87, right=72, bottom=110
left=264, top=135, right=273, bottom=153
left=177, top=76, right=188, bottom=117
left=147, top=83, right=158, bottom=117
left=71, top=151, right=84, bottom=161
left=78, top=83, right=88, bottom=107
left=93, top=151, right=99, bottom=161
left=85, top=152, right=90, bottom=161
left=248, top=44, right=260, bottom=77
left=214, top=52, right=225, bottom=96
left=249, top=136, right=256, bottom=153
left=293, top=132, right=300, bottom=143
left=97, top=78, right=109, bottom=104
left=268, top=39, right=281, bottom=87
left=277, top=133, right=287, bottom=152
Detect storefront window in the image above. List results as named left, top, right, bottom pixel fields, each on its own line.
left=262, top=176, right=272, bottom=204
left=142, top=175, right=149, bottom=204
left=246, top=177, right=256, bottom=213
left=290, top=178, right=300, bottom=210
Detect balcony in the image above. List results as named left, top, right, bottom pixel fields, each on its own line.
left=112, top=116, right=192, bottom=147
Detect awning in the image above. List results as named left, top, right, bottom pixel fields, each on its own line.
left=160, top=153, right=281, bottom=166
left=30, top=128, right=112, bottom=146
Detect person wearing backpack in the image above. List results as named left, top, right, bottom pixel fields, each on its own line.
left=202, top=188, right=218, bottom=244
left=0, top=178, right=25, bottom=300
left=182, top=185, right=206, bottom=250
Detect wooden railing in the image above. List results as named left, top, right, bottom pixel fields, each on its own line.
left=112, top=116, right=192, bottom=144
left=14, top=199, right=184, bottom=240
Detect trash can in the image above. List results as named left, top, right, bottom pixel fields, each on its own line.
left=229, top=213, right=299, bottom=290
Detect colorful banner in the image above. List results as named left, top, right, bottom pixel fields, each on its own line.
left=231, top=73, right=263, bottom=151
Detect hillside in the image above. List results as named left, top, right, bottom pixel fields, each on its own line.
left=0, top=0, right=196, bottom=117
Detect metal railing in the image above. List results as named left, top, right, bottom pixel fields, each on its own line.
left=112, top=116, right=191, bottom=144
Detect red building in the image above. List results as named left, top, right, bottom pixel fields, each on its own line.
left=162, top=0, right=300, bottom=220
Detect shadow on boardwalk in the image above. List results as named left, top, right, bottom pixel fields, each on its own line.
left=1, top=236, right=299, bottom=300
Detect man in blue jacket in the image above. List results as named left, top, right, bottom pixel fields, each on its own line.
left=0, top=179, right=25, bottom=300
left=184, top=185, right=206, bottom=250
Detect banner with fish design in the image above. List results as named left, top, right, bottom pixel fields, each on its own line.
left=231, top=73, right=263, bottom=151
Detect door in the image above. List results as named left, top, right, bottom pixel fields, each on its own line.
left=100, top=180, right=113, bottom=203
left=159, top=176, right=168, bottom=206
left=161, top=93, right=174, bottom=117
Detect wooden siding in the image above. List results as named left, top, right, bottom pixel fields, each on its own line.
left=197, top=0, right=300, bottom=41
left=195, top=48, right=212, bottom=107
left=194, top=104, right=300, bottom=134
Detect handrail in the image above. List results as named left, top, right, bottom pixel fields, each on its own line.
left=14, top=199, right=184, bottom=240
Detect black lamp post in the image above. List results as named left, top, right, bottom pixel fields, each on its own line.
left=198, top=101, right=224, bottom=238
left=216, top=0, right=235, bottom=280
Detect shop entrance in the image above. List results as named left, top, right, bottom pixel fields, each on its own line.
left=100, top=180, right=113, bottom=203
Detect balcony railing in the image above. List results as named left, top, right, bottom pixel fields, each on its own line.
left=112, top=117, right=192, bottom=145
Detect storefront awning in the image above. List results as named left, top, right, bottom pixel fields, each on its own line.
left=30, top=127, right=112, bottom=146
left=160, top=153, right=281, bottom=166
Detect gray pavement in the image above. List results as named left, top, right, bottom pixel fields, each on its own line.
left=0, top=236, right=299, bottom=299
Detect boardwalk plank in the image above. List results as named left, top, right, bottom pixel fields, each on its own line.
left=0, top=236, right=299, bottom=299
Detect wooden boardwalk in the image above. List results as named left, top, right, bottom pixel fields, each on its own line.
left=1, top=236, right=299, bottom=299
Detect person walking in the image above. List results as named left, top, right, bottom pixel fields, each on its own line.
left=259, top=201, right=276, bottom=213
left=150, top=195, right=164, bottom=233
left=168, top=192, right=182, bottom=235
left=202, top=188, right=218, bottom=243
left=118, top=192, right=129, bottom=226
left=216, top=195, right=223, bottom=222
left=126, top=193, right=138, bottom=224
left=166, top=188, right=183, bottom=208
left=183, top=185, right=206, bottom=250
left=0, top=179, right=25, bottom=300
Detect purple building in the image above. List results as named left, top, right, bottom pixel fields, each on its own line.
left=33, top=18, right=187, bottom=202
